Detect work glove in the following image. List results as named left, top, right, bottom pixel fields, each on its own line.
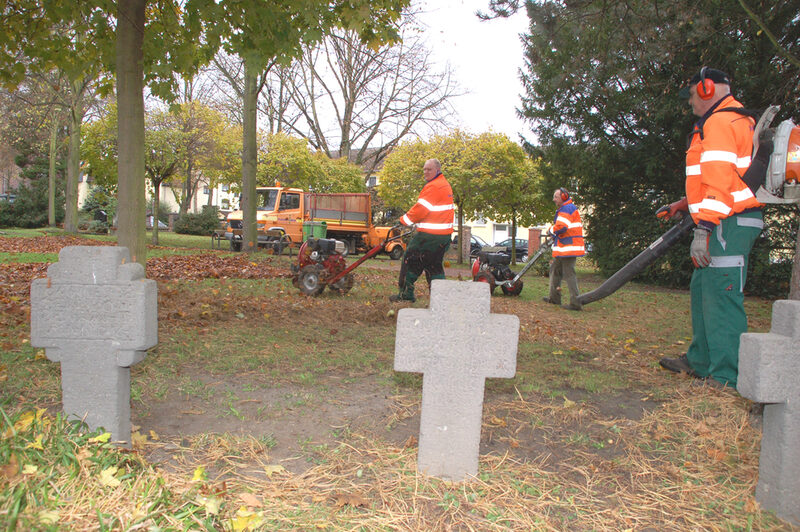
left=656, top=197, right=688, bottom=221
left=690, top=227, right=711, bottom=268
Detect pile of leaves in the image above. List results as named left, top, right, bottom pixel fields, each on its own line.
left=147, top=254, right=289, bottom=281
left=0, top=235, right=109, bottom=254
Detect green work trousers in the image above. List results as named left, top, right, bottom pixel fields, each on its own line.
left=548, top=256, right=580, bottom=306
left=686, top=211, right=763, bottom=387
left=397, top=232, right=451, bottom=301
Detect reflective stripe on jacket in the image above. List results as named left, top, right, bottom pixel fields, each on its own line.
left=685, top=95, right=762, bottom=230
left=552, top=199, right=585, bottom=257
left=401, top=173, right=455, bottom=235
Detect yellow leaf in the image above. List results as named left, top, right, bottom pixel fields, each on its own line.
left=192, top=466, right=206, bottom=482
left=231, top=506, right=264, bottom=531
left=89, top=432, right=111, bottom=444
left=264, top=464, right=286, bottom=478
left=26, top=434, right=44, bottom=450
left=34, top=350, right=47, bottom=361
left=12, top=409, right=47, bottom=434
left=38, top=510, right=59, bottom=524
left=22, top=464, right=38, bottom=475
left=552, top=350, right=563, bottom=355
left=149, top=430, right=159, bottom=441
left=488, top=416, right=506, bottom=427
left=99, top=467, right=121, bottom=488
left=563, top=396, right=576, bottom=408
left=131, top=431, right=148, bottom=449
left=196, top=495, right=221, bottom=516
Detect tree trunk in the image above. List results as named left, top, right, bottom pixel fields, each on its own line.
left=457, top=201, right=464, bottom=264
left=789, top=219, right=800, bottom=299
left=180, top=154, right=193, bottom=215
left=152, top=181, right=161, bottom=246
left=116, top=0, right=147, bottom=266
left=64, top=81, right=83, bottom=233
left=511, top=213, right=517, bottom=264
left=241, top=63, right=259, bottom=253
left=48, top=117, right=57, bottom=227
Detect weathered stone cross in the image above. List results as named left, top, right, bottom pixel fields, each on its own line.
left=31, top=246, right=157, bottom=447
left=738, top=299, right=800, bottom=526
left=394, top=279, right=519, bottom=481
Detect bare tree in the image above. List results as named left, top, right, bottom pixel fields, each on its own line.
left=206, top=51, right=302, bottom=134
left=283, top=23, right=461, bottom=177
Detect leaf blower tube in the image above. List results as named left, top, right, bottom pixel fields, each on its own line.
left=576, top=214, right=696, bottom=306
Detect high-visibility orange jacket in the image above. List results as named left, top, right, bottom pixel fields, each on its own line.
left=551, top=199, right=585, bottom=257
left=685, top=95, right=762, bottom=230
left=401, top=173, right=455, bottom=235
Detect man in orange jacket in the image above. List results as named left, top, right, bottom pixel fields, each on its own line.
left=543, top=188, right=585, bottom=311
left=659, top=68, right=763, bottom=388
left=390, top=158, right=455, bottom=302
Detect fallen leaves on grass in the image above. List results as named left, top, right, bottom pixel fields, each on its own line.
left=147, top=254, right=290, bottom=281
left=0, top=454, right=19, bottom=481
left=333, top=491, right=368, bottom=508
left=238, top=492, right=263, bottom=507
left=99, top=466, right=122, bottom=488
left=264, top=464, right=286, bottom=478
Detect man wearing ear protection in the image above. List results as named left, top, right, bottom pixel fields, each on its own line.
left=542, top=187, right=585, bottom=310
left=658, top=67, right=763, bottom=388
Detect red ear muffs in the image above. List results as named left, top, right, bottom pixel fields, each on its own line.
left=559, top=188, right=569, bottom=201
left=696, top=66, right=715, bottom=100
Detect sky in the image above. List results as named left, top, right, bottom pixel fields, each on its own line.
left=416, top=0, right=531, bottom=142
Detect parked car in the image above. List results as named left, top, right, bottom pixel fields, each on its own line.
left=452, top=234, right=489, bottom=258
left=492, top=238, right=529, bottom=261
left=146, top=215, right=168, bottom=230
left=0, top=193, right=15, bottom=204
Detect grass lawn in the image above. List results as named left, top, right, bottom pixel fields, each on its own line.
left=0, top=229, right=791, bottom=530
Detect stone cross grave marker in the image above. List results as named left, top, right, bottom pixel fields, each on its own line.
left=394, top=279, right=519, bottom=481
left=738, top=299, right=800, bottom=526
left=31, top=246, right=157, bottom=447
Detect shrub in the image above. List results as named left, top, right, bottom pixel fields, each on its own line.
left=174, top=205, right=220, bottom=235
left=0, top=177, right=64, bottom=228
left=81, top=186, right=116, bottom=226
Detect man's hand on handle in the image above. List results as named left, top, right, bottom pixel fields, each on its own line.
left=655, top=197, right=688, bottom=221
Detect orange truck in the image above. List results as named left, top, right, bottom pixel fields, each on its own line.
left=224, top=186, right=406, bottom=259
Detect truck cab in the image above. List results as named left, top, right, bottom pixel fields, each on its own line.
left=225, top=187, right=304, bottom=252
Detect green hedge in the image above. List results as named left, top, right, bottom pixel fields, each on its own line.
left=174, top=205, right=220, bottom=236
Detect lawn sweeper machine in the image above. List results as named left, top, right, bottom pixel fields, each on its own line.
left=471, top=237, right=554, bottom=296
left=291, top=226, right=411, bottom=296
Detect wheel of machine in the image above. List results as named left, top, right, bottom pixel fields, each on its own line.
left=501, top=279, right=523, bottom=296
left=473, top=271, right=496, bottom=295
left=298, top=264, right=326, bottom=296
left=329, top=273, right=355, bottom=294
left=230, top=239, right=242, bottom=252
left=389, top=245, right=404, bottom=260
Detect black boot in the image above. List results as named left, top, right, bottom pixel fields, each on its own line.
left=659, top=354, right=698, bottom=377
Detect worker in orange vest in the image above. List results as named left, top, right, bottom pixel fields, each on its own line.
left=390, top=158, right=455, bottom=302
left=658, top=67, right=763, bottom=388
left=542, top=188, right=585, bottom=311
